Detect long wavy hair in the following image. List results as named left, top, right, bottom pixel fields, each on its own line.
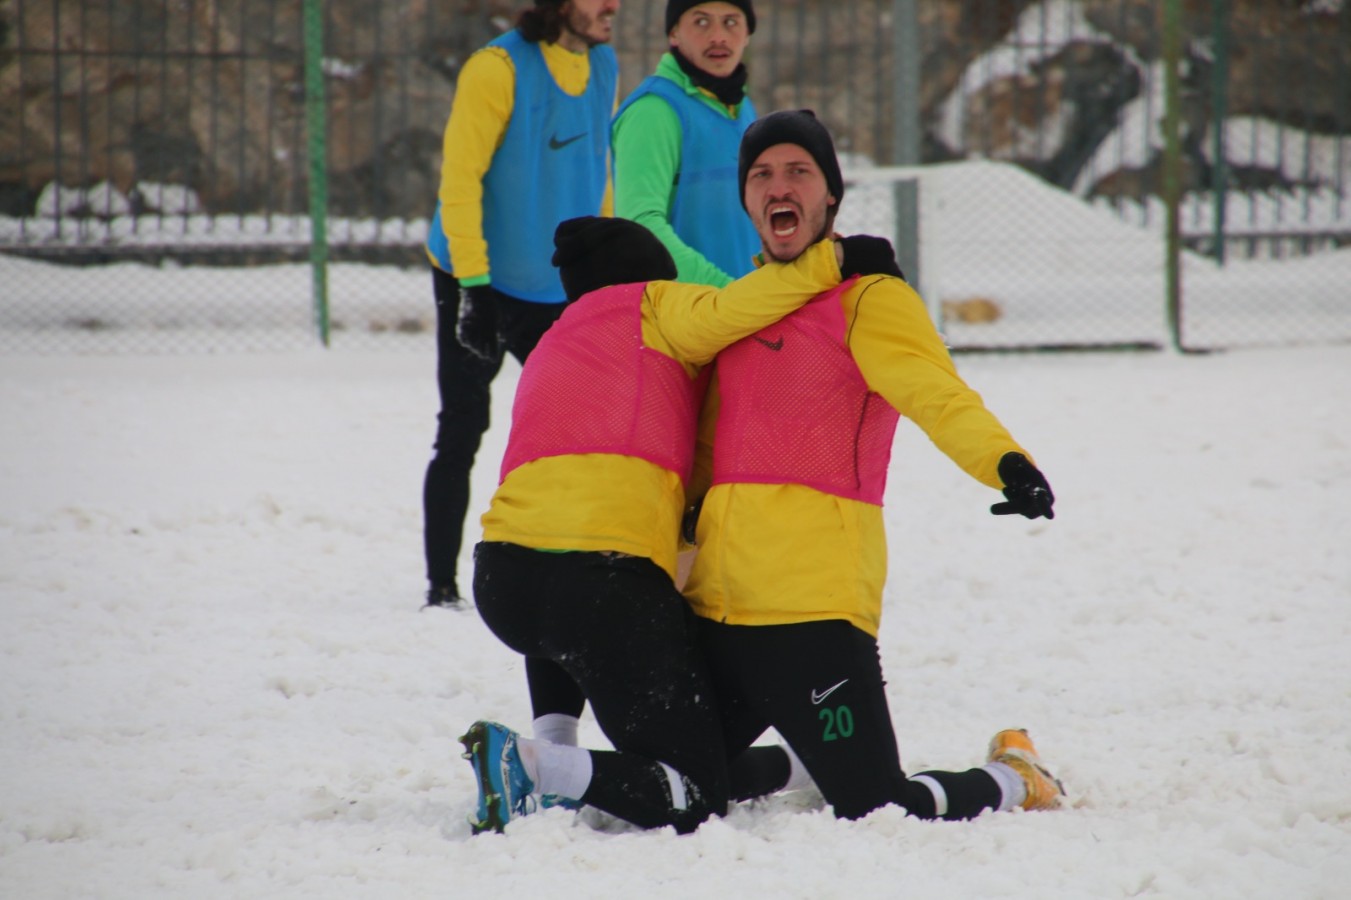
left=517, top=1, right=566, bottom=44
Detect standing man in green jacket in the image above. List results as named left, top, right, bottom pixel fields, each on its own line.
left=612, top=1, right=758, bottom=287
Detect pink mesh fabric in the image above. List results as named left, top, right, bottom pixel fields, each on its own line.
left=499, top=282, right=704, bottom=484
left=712, top=278, right=899, bottom=505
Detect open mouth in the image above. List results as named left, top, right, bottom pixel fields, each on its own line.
left=768, top=204, right=800, bottom=238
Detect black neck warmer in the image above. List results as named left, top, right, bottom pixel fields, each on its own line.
left=671, top=46, right=748, bottom=108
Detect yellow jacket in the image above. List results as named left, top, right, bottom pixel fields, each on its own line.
left=480, top=239, right=845, bottom=580
left=683, top=274, right=1029, bottom=637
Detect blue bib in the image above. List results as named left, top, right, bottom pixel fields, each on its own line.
left=615, top=76, right=758, bottom=278
left=429, top=32, right=616, bottom=303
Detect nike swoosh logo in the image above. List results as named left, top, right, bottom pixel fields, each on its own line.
left=811, top=679, right=849, bottom=705
left=753, top=335, right=784, bottom=351
left=548, top=132, right=586, bottom=150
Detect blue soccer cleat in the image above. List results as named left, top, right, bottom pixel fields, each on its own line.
left=459, top=720, right=537, bottom=833
left=540, top=793, right=582, bottom=812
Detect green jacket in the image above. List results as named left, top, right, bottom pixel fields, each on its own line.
left=612, top=53, right=752, bottom=288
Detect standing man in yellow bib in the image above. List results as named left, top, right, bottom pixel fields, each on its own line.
left=422, top=0, right=620, bottom=749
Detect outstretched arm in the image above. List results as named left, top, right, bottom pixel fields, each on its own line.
left=847, top=277, right=1030, bottom=490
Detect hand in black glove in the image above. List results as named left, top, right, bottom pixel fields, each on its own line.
left=457, top=285, right=502, bottom=360
left=681, top=498, right=703, bottom=546
left=990, top=451, right=1055, bottom=520
left=837, top=235, right=905, bottom=281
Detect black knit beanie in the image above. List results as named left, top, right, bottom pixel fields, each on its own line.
left=666, top=0, right=756, bottom=34
left=737, top=109, right=844, bottom=211
left=552, top=217, right=677, bottom=302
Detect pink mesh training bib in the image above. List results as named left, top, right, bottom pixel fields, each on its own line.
left=499, top=282, right=705, bottom=483
left=712, top=277, right=899, bottom=505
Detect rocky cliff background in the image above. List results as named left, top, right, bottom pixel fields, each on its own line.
left=1, top=0, right=1346, bottom=222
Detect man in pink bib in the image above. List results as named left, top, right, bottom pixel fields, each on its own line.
left=684, top=110, right=1067, bottom=821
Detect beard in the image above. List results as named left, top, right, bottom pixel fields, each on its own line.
left=563, top=9, right=610, bottom=48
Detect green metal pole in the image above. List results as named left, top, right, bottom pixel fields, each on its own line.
left=891, top=0, right=920, bottom=166
left=890, top=0, right=922, bottom=309
left=1210, top=0, right=1229, bottom=265
left=303, top=0, right=330, bottom=346
left=1161, top=0, right=1183, bottom=351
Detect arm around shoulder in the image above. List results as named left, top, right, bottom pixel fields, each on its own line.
left=651, top=239, right=843, bottom=365
left=848, top=277, right=1027, bottom=489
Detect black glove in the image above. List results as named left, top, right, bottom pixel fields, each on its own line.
left=837, top=235, right=905, bottom=281
left=457, top=285, right=502, bottom=360
left=990, top=452, right=1055, bottom=520
left=681, top=498, right=703, bottom=545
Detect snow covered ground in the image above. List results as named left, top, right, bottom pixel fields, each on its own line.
left=2, top=336, right=1349, bottom=898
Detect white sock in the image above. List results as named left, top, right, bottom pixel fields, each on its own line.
left=781, top=744, right=815, bottom=792
left=659, top=762, right=689, bottom=811
left=909, top=774, right=948, bottom=817
left=516, top=736, right=593, bottom=801
left=984, top=761, right=1027, bottom=811
left=532, top=713, right=580, bottom=746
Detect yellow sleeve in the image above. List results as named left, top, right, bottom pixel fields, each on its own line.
left=599, top=133, right=614, bottom=217
left=439, top=47, right=514, bottom=285
left=845, top=276, right=1026, bottom=488
left=600, top=79, right=618, bottom=217
left=644, top=239, right=843, bottom=366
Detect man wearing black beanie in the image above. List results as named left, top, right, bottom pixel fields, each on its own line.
left=664, top=0, right=755, bottom=33
left=612, top=2, right=760, bottom=287
left=679, top=111, right=1067, bottom=824
left=736, top=109, right=847, bottom=262
left=459, top=216, right=914, bottom=834
left=737, top=108, right=845, bottom=215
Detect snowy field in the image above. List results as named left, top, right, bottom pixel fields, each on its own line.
left=2, top=335, right=1349, bottom=898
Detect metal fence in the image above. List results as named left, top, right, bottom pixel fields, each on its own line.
left=1, top=0, right=1347, bottom=354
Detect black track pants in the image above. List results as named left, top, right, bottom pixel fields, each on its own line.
left=472, top=542, right=729, bottom=833
left=423, top=268, right=582, bottom=720
left=423, top=268, right=500, bottom=592
left=699, top=618, right=1000, bottom=821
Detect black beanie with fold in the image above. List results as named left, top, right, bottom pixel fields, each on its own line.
left=552, top=217, right=677, bottom=302
left=737, top=109, right=845, bottom=211
left=665, top=0, right=756, bottom=34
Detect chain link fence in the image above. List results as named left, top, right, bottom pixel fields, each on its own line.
left=2, top=0, right=1348, bottom=354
